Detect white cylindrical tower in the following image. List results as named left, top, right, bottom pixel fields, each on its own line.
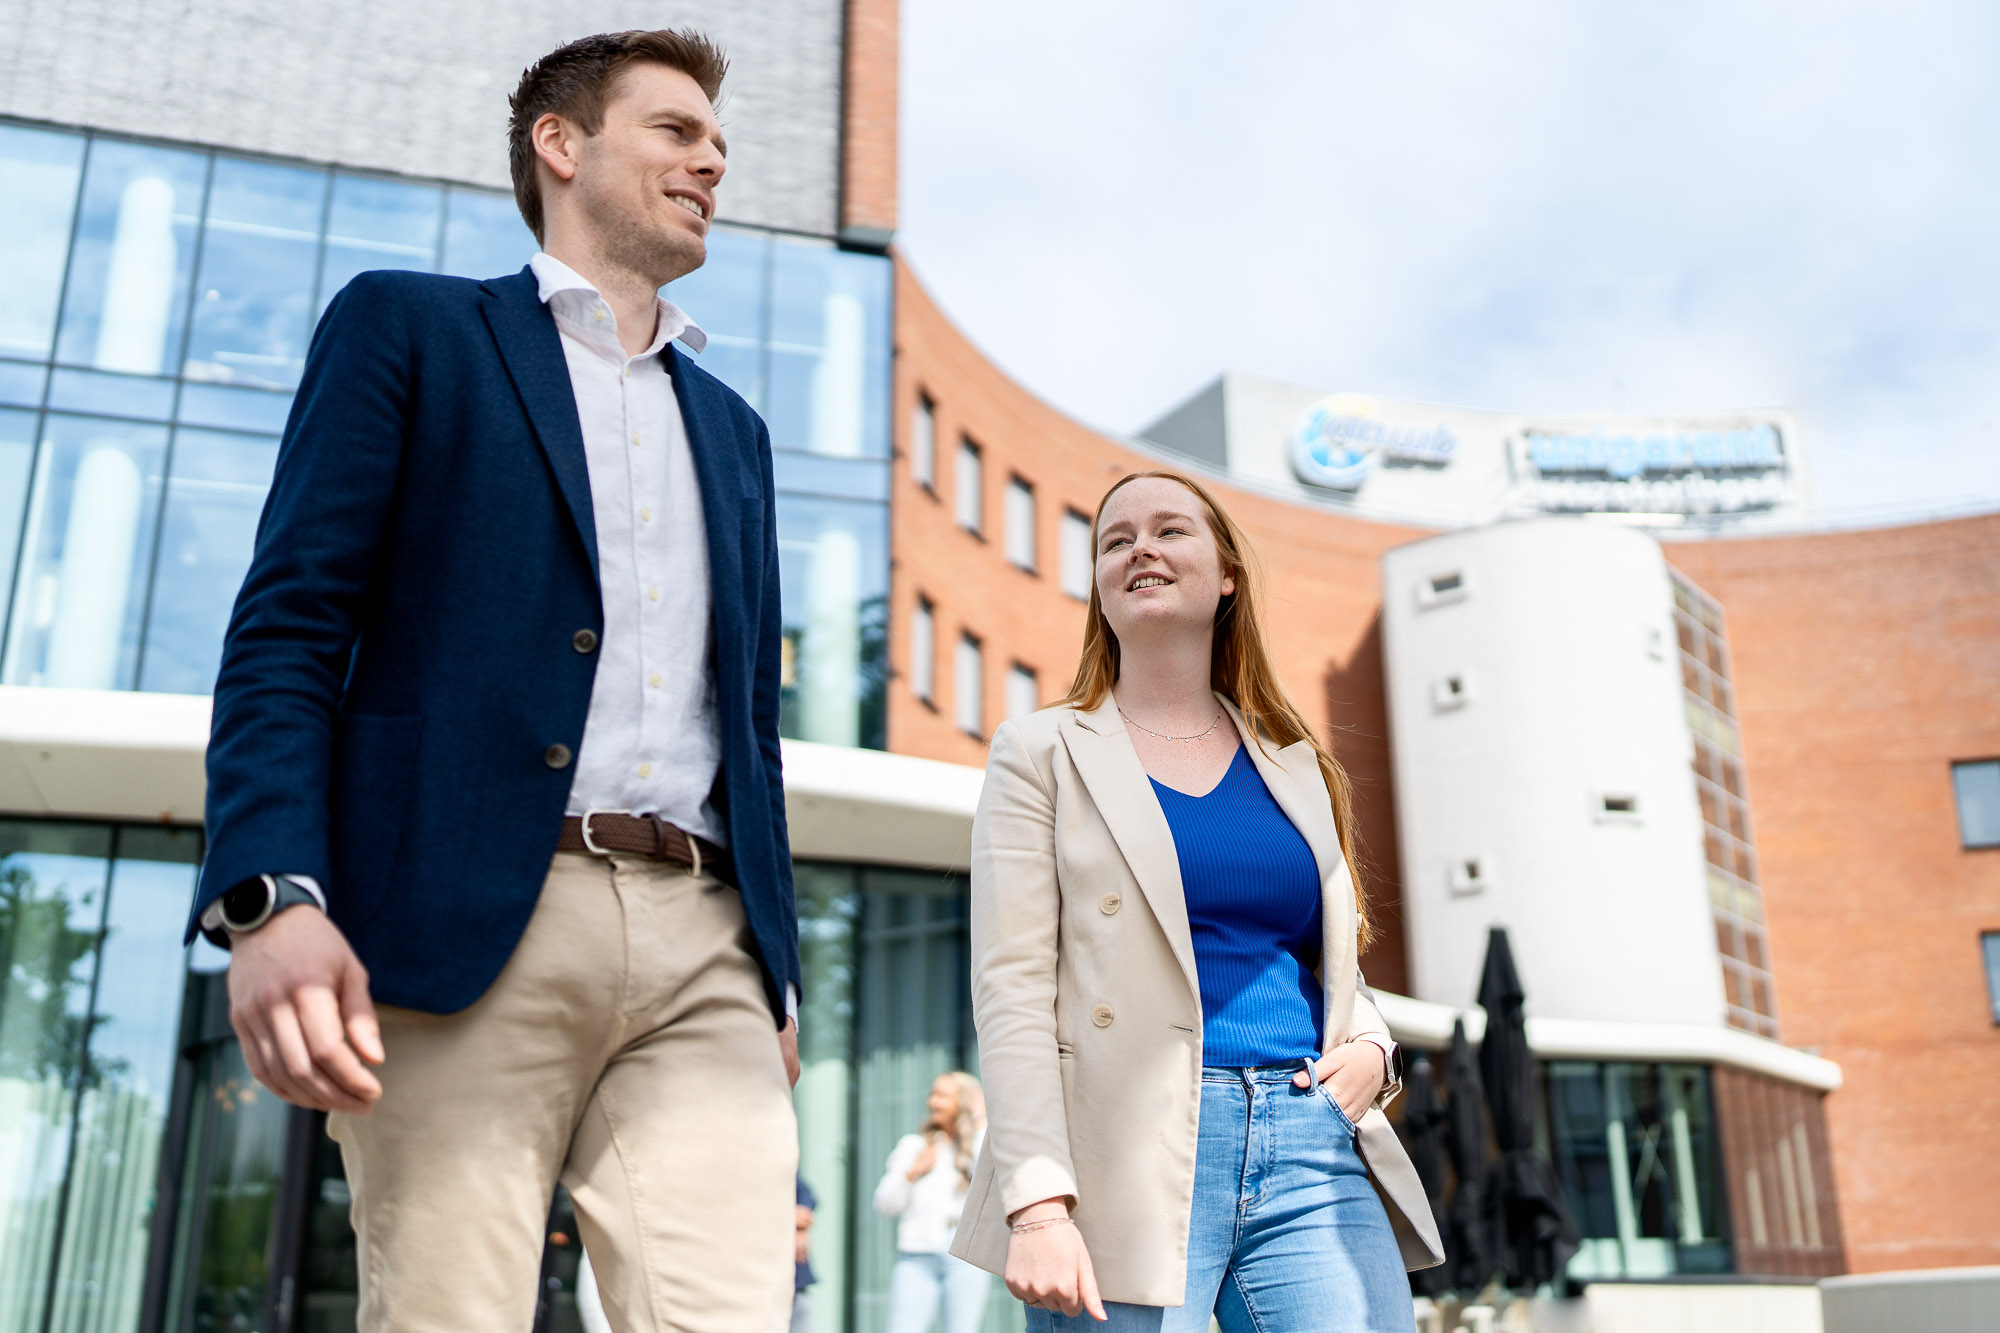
left=1381, top=518, right=1727, bottom=1027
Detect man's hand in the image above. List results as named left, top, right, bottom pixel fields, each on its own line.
left=1005, top=1200, right=1106, bottom=1321
left=1293, top=1040, right=1387, bottom=1123
left=795, top=1204, right=813, bottom=1264
left=780, top=1016, right=800, bottom=1087
left=228, top=907, right=384, bottom=1113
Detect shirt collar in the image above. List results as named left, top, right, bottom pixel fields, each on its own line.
left=528, top=252, right=708, bottom=356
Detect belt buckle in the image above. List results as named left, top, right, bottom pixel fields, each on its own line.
left=579, top=808, right=618, bottom=857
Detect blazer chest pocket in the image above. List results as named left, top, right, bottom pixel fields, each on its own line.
left=330, top=714, right=424, bottom=929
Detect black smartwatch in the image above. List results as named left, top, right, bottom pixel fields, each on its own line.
left=215, top=874, right=322, bottom=935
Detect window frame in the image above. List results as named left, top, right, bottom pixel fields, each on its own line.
left=911, top=391, right=936, bottom=492
left=1951, top=758, right=2000, bottom=850
left=954, top=437, right=983, bottom=536
left=1004, top=474, right=1037, bottom=572
left=909, top=595, right=935, bottom=705
left=1059, top=507, right=1093, bottom=601
left=954, top=632, right=984, bottom=738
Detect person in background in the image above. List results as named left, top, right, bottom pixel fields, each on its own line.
left=874, top=1071, right=992, bottom=1333
left=951, top=471, right=1444, bottom=1329
left=794, top=1175, right=818, bottom=1333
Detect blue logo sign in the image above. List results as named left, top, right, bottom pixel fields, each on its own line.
left=1525, top=424, right=1784, bottom=479
left=1291, top=404, right=1458, bottom=492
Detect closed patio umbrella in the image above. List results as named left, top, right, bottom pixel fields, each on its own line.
left=1475, top=926, right=1578, bottom=1289
left=1399, top=1052, right=1452, bottom=1298
left=1441, top=1017, right=1493, bottom=1293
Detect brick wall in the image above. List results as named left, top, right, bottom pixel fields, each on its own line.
left=1669, top=516, right=2000, bottom=1272
left=839, top=0, right=898, bottom=242
left=888, top=255, right=1427, bottom=991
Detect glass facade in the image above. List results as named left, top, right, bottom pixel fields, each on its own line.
left=0, top=120, right=890, bottom=747
left=1547, top=1061, right=1730, bottom=1282
left=1672, top=575, right=1779, bottom=1038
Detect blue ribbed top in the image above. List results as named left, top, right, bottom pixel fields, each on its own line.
left=1149, top=745, right=1324, bottom=1067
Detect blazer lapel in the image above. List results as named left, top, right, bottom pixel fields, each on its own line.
left=666, top=345, right=744, bottom=585
left=1059, top=699, right=1202, bottom=1006
left=479, top=268, right=597, bottom=579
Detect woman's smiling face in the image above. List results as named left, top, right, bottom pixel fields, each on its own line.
left=1093, top=477, right=1236, bottom=645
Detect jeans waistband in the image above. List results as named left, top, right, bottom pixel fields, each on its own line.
left=1201, top=1061, right=1317, bottom=1085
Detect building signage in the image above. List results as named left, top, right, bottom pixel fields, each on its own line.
left=1519, top=422, right=1792, bottom=516
left=1291, top=397, right=1458, bottom=492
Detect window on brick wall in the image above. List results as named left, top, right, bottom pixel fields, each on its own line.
left=955, top=438, right=983, bottom=534
left=1004, top=476, right=1037, bottom=571
left=955, top=633, right=983, bottom=737
left=1953, top=759, right=2000, bottom=849
left=911, top=393, right=936, bottom=489
left=1060, top=508, right=1092, bottom=600
left=1006, top=663, right=1039, bottom=722
left=909, top=596, right=935, bottom=703
left=1983, top=933, right=2000, bottom=1024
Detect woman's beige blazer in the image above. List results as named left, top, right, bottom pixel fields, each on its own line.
left=949, top=695, right=1445, bottom=1306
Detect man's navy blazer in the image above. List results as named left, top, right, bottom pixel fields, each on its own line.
left=188, top=266, right=800, bottom=1021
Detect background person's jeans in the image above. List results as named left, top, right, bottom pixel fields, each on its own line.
left=887, top=1249, right=992, bottom=1333
left=1024, top=1066, right=1413, bottom=1333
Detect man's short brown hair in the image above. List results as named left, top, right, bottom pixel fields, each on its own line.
left=507, top=29, right=728, bottom=241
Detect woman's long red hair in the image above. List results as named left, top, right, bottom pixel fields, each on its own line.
left=1058, top=470, right=1374, bottom=950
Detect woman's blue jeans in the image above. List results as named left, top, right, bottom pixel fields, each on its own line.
left=1025, top=1066, right=1414, bottom=1333
left=886, top=1250, right=992, bottom=1333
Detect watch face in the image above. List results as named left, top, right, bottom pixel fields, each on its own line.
left=221, top=876, right=272, bottom=929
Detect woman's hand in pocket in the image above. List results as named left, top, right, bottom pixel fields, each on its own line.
left=1005, top=1200, right=1106, bottom=1321
left=1293, top=1040, right=1386, bottom=1123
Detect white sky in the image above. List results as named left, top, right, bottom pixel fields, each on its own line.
left=898, top=1, right=2000, bottom=522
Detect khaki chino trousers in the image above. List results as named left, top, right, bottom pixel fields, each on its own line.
left=329, top=852, right=797, bottom=1332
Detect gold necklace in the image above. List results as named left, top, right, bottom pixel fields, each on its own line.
left=1119, top=708, right=1223, bottom=746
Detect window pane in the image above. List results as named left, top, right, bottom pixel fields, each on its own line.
left=46, top=827, right=202, bottom=1327
left=1060, top=509, right=1092, bottom=600
left=1983, top=933, right=2000, bottom=1023
left=777, top=494, right=888, bottom=749
left=139, top=429, right=281, bottom=694
left=666, top=224, right=768, bottom=407
left=955, top=636, right=982, bottom=737
left=56, top=139, right=209, bottom=376
left=183, top=158, right=328, bottom=389
left=439, top=188, right=534, bottom=280
left=317, top=173, right=443, bottom=318
left=1953, top=760, right=2000, bottom=849
left=0, top=409, right=38, bottom=611
left=0, top=124, right=86, bottom=361
left=766, top=240, right=890, bottom=458
left=955, top=442, right=981, bottom=533
left=911, top=395, right=935, bottom=487
left=0, top=821, right=113, bottom=1331
left=1006, top=665, right=1038, bottom=722
left=909, top=599, right=934, bottom=702
left=1005, top=478, right=1035, bottom=570
left=4, top=415, right=170, bottom=690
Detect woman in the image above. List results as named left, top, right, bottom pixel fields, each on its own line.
left=874, top=1071, right=993, bottom=1333
left=950, top=471, right=1444, bottom=1330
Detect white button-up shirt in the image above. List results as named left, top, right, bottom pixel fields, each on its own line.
left=530, top=253, right=722, bottom=843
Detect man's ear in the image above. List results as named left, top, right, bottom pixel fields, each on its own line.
left=531, top=111, right=581, bottom=184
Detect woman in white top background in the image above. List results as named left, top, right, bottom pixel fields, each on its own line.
left=874, top=1071, right=993, bottom=1333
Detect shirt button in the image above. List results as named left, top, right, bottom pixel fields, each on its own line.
left=543, top=743, right=573, bottom=769
left=649, top=672, right=663, bottom=688
left=638, top=762, right=653, bottom=778
left=592, top=308, right=605, bottom=323
left=572, top=628, right=598, bottom=653
left=639, top=507, right=652, bottom=522
left=631, top=430, right=642, bottom=447
left=647, top=587, right=659, bottom=602
left=1099, top=893, right=1121, bottom=914
left=1092, top=1004, right=1115, bottom=1028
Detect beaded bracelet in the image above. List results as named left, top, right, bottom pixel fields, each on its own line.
left=1009, top=1216, right=1074, bottom=1235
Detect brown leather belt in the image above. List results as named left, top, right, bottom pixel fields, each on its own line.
left=557, top=812, right=733, bottom=885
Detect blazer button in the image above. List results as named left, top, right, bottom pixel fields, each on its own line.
left=1099, top=893, right=1121, bottom=914
left=1092, top=1004, right=1115, bottom=1027
left=572, top=628, right=599, bottom=654
left=544, top=743, right=573, bottom=769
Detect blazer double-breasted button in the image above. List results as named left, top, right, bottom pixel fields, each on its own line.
left=1092, top=1004, right=1115, bottom=1028
left=572, top=628, right=599, bottom=654
left=1099, top=893, right=1121, bottom=914
left=543, top=743, right=573, bottom=769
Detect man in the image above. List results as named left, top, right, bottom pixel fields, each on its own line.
left=187, top=30, right=799, bottom=1332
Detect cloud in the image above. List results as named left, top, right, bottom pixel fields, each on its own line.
left=900, top=0, right=2000, bottom=518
